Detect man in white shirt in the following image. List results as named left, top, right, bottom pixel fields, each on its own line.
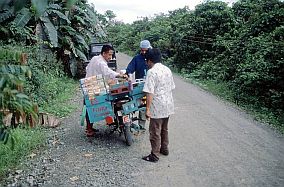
left=142, top=48, right=175, bottom=162
left=85, top=45, right=127, bottom=137
left=86, top=45, right=126, bottom=79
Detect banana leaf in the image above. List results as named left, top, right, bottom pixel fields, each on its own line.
left=75, top=34, right=88, bottom=50
left=13, top=8, right=32, bottom=28
left=40, top=16, right=58, bottom=47
left=86, top=5, right=97, bottom=21
left=16, top=93, right=29, bottom=100
left=59, top=25, right=76, bottom=35
left=0, top=77, right=4, bottom=88
left=0, top=9, right=14, bottom=23
left=49, top=9, right=71, bottom=24
left=0, top=0, right=9, bottom=10
left=65, top=0, right=79, bottom=9
left=75, top=48, right=87, bottom=61
left=69, top=56, right=77, bottom=77
left=14, top=0, right=29, bottom=12
left=31, top=0, right=48, bottom=18
left=48, top=4, right=61, bottom=10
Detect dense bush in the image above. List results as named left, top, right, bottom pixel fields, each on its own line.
left=107, top=0, right=284, bottom=128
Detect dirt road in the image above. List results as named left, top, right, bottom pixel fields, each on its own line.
left=118, top=52, right=284, bottom=186
left=3, top=52, right=284, bottom=187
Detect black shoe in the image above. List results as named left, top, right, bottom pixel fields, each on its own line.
left=142, top=153, right=159, bottom=163
left=160, top=149, right=169, bottom=156
left=92, top=128, right=99, bottom=132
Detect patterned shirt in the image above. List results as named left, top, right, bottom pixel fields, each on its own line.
left=86, top=55, right=119, bottom=78
left=143, top=63, right=175, bottom=118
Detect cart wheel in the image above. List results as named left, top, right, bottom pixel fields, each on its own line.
left=123, top=123, right=133, bottom=146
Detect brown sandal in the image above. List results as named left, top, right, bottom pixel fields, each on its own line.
left=86, top=130, right=95, bottom=137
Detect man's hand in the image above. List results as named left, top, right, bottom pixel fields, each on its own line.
left=116, top=73, right=128, bottom=80
left=145, top=93, right=153, bottom=121
left=145, top=110, right=151, bottom=120
left=122, top=74, right=128, bottom=79
left=120, top=73, right=128, bottom=79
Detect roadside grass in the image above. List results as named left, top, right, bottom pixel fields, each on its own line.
left=0, top=76, right=79, bottom=179
left=180, top=75, right=284, bottom=134
left=0, top=127, right=46, bottom=177
left=40, top=77, right=79, bottom=117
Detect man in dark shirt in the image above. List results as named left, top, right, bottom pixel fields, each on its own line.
left=126, top=40, right=152, bottom=130
left=126, top=40, right=151, bottom=79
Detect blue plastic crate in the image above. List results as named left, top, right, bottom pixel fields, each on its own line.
left=122, top=92, right=146, bottom=115
left=122, top=99, right=139, bottom=115
left=131, top=82, right=144, bottom=96
left=109, top=82, right=130, bottom=96
left=109, top=81, right=129, bottom=89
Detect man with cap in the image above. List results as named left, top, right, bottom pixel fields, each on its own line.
left=142, top=48, right=175, bottom=162
left=126, top=40, right=151, bottom=79
left=125, top=40, right=152, bottom=130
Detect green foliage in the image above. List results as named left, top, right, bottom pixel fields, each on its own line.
left=1, top=43, right=78, bottom=117
left=0, top=43, right=78, bottom=178
left=0, top=127, right=45, bottom=177
left=0, top=1, right=15, bottom=23
left=41, top=77, right=78, bottom=117
left=21, top=45, right=78, bottom=117
left=31, top=0, right=48, bottom=18
left=0, top=48, right=22, bottom=63
left=106, top=0, right=284, bottom=131
left=13, top=8, right=32, bottom=28
left=0, top=8, right=14, bottom=23
left=0, top=46, right=37, bottom=128
left=0, top=45, right=38, bottom=153
left=0, top=0, right=96, bottom=178
left=0, top=0, right=102, bottom=77
left=40, top=16, right=58, bottom=47
left=106, top=22, right=136, bottom=54
left=65, top=0, right=79, bottom=9
left=0, top=127, right=15, bottom=149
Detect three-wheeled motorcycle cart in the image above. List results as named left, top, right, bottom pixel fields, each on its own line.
left=80, top=75, right=146, bottom=146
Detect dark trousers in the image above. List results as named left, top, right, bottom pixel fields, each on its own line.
left=149, top=117, right=169, bottom=157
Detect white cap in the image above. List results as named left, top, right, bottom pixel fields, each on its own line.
left=140, top=40, right=151, bottom=48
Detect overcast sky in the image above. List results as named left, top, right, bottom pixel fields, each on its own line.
left=87, top=0, right=237, bottom=23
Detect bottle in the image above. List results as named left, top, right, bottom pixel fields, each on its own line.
left=128, top=79, right=133, bottom=91
left=128, top=73, right=133, bottom=82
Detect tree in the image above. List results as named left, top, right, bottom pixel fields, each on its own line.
left=106, top=0, right=284, bottom=126
left=0, top=0, right=102, bottom=77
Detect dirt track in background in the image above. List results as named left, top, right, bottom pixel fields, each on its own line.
left=2, top=52, right=284, bottom=187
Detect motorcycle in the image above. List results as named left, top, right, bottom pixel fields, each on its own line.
left=80, top=76, right=146, bottom=146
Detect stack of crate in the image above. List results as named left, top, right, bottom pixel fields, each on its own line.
left=79, top=75, right=109, bottom=99
left=109, top=81, right=130, bottom=96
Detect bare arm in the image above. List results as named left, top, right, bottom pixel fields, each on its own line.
left=145, top=93, right=153, bottom=120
